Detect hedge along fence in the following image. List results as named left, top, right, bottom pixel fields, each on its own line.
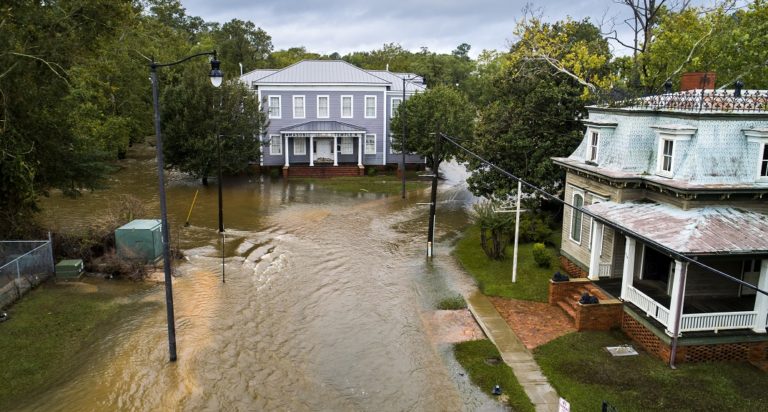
left=0, top=238, right=55, bottom=309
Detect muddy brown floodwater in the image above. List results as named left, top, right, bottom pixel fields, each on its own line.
left=23, top=144, right=504, bottom=411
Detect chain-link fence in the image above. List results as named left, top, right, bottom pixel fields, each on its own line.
left=0, top=238, right=55, bottom=308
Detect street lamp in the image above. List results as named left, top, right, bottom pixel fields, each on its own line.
left=400, top=75, right=421, bottom=199
left=150, top=50, right=222, bottom=362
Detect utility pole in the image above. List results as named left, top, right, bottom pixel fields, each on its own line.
left=427, top=132, right=440, bottom=258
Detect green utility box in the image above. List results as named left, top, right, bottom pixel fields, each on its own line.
left=56, top=259, right=84, bottom=278
left=115, top=219, right=163, bottom=263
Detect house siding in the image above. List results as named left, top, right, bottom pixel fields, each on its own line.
left=260, top=88, right=386, bottom=166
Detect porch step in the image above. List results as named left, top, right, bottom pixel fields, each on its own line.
left=556, top=300, right=576, bottom=319
left=288, top=166, right=362, bottom=177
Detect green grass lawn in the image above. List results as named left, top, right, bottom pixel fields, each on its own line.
left=454, top=339, right=535, bottom=411
left=291, top=171, right=430, bottom=195
left=0, top=281, right=151, bottom=409
left=453, top=224, right=564, bottom=302
left=534, top=331, right=768, bottom=411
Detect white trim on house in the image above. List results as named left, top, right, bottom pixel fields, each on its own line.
left=364, top=95, right=377, bottom=119
left=365, top=133, right=377, bottom=154
left=657, top=138, right=675, bottom=177
left=759, top=142, right=768, bottom=182
left=256, top=85, right=387, bottom=92
left=569, top=186, right=585, bottom=245
left=391, top=97, right=402, bottom=118
left=269, top=134, right=282, bottom=155
left=339, top=136, right=353, bottom=154
left=382, top=96, right=387, bottom=165
left=340, top=95, right=353, bottom=118
left=292, top=95, right=305, bottom=119
left=587, top=130, right=599, bottom=163
left=317, top=95, right=329, bottom=118
left=293, top=137, right=306, bottom=155
left=268, top=95, right=281, bottom=119
left=650, top=124, right=696, bottom=178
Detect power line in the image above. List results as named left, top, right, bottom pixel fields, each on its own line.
left=438, top=132, right=768, bottom=297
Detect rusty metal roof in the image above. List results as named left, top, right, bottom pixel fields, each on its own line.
left=585, top=201, right=768, bottom=255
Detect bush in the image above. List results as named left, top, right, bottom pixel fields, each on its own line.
left=532, top=243, right=553, bottom=268
left=516, top=213, right=554, bottom=244
left=437, top=295, right=467, bottom=310
left=366, top=166, right=378, bottom=176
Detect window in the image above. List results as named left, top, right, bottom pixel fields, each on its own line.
left=570, top=192, right=584, bottom=243
left=587, top=131, right=599, bottom=162
left=293, top=138, right=306, bottom=155
left=340, top=136, right=353, bottom=154
left=341, top=96, right=353, bottom=118
left=365, top=134, right=377, bottom=154
left=659, top=139, right=674, bottom=174
left=390, top=133, right=400, bottom=154
left=391, top=98, right=402, bottom=117
left=365, top=95, right=377, bottom=118
left=760, top=143, right=768, bottom=179
left=268, top=96, right=281, bottom=119
left=293, top=96, right=305, bottom=119
left=317, top=95, right=329, bottom=118
left=269, top=135, right=282, bottom=155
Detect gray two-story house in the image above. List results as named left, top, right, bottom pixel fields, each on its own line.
left=551, top=88, right=768, bottom=364
left=241, top=60, right=425, bottom=177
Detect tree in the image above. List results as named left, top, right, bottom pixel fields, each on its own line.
left=268, top=47, right=322, bottom=68
left=212, top=19, right=273, bottom=74
left=160, top=61, right=267, bottom=184
left=467, top=18, right=610, bottom=200
left=470, top=201, right=514, bottom=260
left=642, top=2, right=768, bottom=90
left=390, top=85, right=474, bottom=168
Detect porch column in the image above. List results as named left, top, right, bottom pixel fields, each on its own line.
left=752, top=259, right=768, bottom=333
left=309, top=135, right=314, bottom=166
left=284, top=135, right=289, bottom=167
left=333, top=135, right=338, bottom=166
left=620, top=236, right=636, bottom=300
left=588, top=222, right=604, bottom=280
left=357, top=135, right=363, bottom=167
left=666, top=260, right=688, bottom=336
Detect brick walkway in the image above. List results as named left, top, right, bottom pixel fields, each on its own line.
left=489, top=297, right=575, bottom=350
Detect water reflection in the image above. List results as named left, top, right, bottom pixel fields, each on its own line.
left=28, top=145, right=502, bottom=411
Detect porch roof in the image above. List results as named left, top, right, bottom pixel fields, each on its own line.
left=585, top=201, right=768, bottom=255
left=280, top=121, right=365, bottom=133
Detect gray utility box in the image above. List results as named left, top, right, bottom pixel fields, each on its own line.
left=115, top=219, right=163, bottom=263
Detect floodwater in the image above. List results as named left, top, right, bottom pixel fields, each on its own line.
left=23, top=144, right=501, bottom=411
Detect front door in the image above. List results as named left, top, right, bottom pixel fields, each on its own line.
left=314, top=139, right=332, bottom=163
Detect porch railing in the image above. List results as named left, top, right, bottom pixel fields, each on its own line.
left=680, top=311, right=758, bottom=333
left=625, top=286, right=670, bottom=327
left=598, top=263, right=612, bottom=277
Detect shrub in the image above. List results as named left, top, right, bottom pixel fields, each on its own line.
left=470, top=201, right=514, bottom=260
left=366, top=166, right=378, bottom=176
left=437, top=295, right=467, bottom=310
left=516, top=213, right=554, bottom=244
left=532, top=243, right=553, bottom=268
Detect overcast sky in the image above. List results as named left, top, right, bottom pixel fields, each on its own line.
left=180, top=0, right=725, bottom=58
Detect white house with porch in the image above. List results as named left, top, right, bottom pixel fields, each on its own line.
left=553, top=88, right=768, bottom=363
left=241, top=60, right=425, bottom=177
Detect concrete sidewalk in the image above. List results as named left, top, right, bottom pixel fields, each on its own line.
left=466, top=291, right=560, bottom=412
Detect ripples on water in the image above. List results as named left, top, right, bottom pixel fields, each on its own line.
left=27, top=146, right=502, bottom=411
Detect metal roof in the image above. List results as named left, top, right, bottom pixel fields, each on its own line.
left=255, top=60, right=390, bottom=85
left=585, top=201, right=768, bottom=254
left=280, top=121, right=366, bottom=133
left=240, top=69, right=278, bottom=84
left=367, top=70, right=426, bottom=92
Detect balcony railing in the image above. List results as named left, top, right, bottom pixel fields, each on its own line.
left=680, top=311, right=758, bottom=333
left=625, top=285, right=765, bottom=334
left=598, top=263, right=612, bottom=277
left=625, top=286, right=670, bottom=326
left=598, top=89, right=768, bottom=113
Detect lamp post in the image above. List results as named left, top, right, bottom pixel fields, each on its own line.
left=401, top=75, right=421, bottom=199
left=150, top=50, right=222, bottom=362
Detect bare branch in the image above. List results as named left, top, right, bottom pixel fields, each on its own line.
left=665, top=24, right=715, bottom=81
left=0, top=61, right=19, bottom=80
left=4, top=52, right=70, bottom=87
left=526, top=53, right=598, bottom=92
